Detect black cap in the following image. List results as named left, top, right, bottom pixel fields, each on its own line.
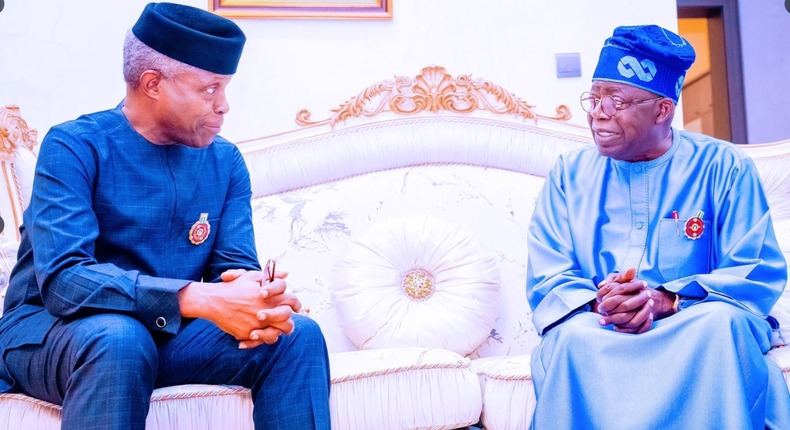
left=132, top=2, right=246, bottom=75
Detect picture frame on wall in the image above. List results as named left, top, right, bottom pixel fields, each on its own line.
left=209, top=0, right=393, bottom=20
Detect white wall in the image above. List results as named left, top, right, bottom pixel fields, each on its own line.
left=739, top=1, right=790, bottom=144
left=0, top=0, right=678, bottom=143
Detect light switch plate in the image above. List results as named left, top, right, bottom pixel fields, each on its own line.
left=556, top=53, right=582, bottom=78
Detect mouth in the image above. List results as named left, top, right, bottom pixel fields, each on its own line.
left=203, top=124, right=222, bottom=134
left=593, top=129, right=618, bottom=139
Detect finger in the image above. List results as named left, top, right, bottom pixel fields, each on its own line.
left=250, top=327, right=286, bottom=343
left=599, top=309, right=637, bottom=326
left=614, top=267, right=636, bottom=284
left=274, top=270, right=289, bottom=280
left=596, top=283, right=615, bottom=303
left=620, top=308, right=654, bottom=335
left=635, top=311, right=654, bottom=334
left=257, top=305, right=294, bottom=323
left=259, top=278, right=288, bottom=299
left=610, top=290, right=651, bottom=314
left=262, top=293, right=303, bottom=313
left=239, top=327, right=283, bottom=349
left=618, top=300, right=652, bottom=330
left=615, top=298, right=653, bottom=333
left=598, top=294, right=629, bottom=315
left=597, top=273, right=619, bottom=289
left=220, top=269, right=247, bottom=282
left=244, top=270, right=265, bottom=284
left=602, top=280, right=647, bottom=301
left=260, top=318, right=295, bottom=336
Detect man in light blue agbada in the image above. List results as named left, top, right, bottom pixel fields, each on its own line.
left=527, top=25, right=790, bottom=429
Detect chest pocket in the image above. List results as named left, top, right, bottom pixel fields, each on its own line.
left=657, top=218, right=711, bottom=282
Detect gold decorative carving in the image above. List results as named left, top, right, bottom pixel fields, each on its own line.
left=0, top=105, right=39, bottom=227
left=296, top=66, right=572, bottom=129
left=0, top=105, right=38, bottom=161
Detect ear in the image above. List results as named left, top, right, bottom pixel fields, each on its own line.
left=138, top=70, right=164, bottom=100
left=655, top=99, right=675, bottom=125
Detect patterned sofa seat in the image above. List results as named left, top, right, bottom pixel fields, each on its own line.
left=1, top=66, right=789, bottom=430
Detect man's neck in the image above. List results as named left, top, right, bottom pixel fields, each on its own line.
left=632, top=126, right=673, bottom=162
left=121, top=97, right=169, bottom=145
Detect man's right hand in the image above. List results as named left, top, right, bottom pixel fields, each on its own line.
left=178, top=270, right=302, bottom=348
left=595, top=267, right=676, bottom=334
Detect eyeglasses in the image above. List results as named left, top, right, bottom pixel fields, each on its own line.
left=263, top=259, right=276, bottom=284
left=580, top=92, right=664, bottom=117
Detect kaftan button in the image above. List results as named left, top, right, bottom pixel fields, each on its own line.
left=156, top=317, right=167, bottom=328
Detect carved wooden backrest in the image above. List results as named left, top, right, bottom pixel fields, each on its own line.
left=0, top=105, right=39, bottom=240
left=295, top=65, right=572, bottom=129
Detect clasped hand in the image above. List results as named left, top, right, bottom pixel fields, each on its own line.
left=595, top=267, right=673, bottom=334
left=215, top=268, right=303, bottom=349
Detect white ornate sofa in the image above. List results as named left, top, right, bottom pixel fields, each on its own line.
left=1, top=66, right=789, bottom=430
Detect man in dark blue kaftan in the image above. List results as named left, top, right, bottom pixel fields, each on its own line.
left=0, top=3, right=331, bottom=429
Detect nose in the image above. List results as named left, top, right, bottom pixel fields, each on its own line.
left=215, top=90, right=230, bottom=115
left=589, top=100, right=611, bottom=120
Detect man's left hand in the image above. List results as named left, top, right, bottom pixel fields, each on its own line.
left=596, top=268, right=675, bottom=334
left=219, top=268, right=301, bottom=349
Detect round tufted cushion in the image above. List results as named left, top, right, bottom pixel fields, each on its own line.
left=331, top=215, right=500, bottom=356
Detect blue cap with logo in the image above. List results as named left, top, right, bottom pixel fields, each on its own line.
left=132, top=2, right=246, bottom=75
left=592, top=25, right=696, bottom=103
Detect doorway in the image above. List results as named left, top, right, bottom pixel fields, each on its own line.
left=677, top=0, right=746, bottom=144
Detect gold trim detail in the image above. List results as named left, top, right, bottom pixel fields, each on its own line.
left=296, top=66, right=572, bottom=129
left=401, top=269, right=435, bottom=301
left=0, top=105, right=39, bottom=160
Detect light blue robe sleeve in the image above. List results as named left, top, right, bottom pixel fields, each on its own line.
left=527, top=157, right=597, bottom=335
left=29, top=128, right=189, bottom=334
left=660, top=157, right=787, bottom=317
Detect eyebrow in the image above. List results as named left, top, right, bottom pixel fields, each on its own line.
left=591, top=86, right=625, bottom=96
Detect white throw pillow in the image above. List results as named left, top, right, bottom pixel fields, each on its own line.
left=331, top=215, right=500, bottom=356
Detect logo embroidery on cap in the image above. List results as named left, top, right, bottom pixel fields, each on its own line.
left=618, top=56, right=657, bottom=82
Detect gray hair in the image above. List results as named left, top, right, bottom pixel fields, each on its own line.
left=123, top=30, right=198, bottom=88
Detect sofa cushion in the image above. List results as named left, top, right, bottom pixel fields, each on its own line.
left=0, top=348, right=483, bottom=430
left=472, top=340, right=790, bottom=430
left=472, top=349, right=790, bottom=430
left=471, top=355, right=536, bottom=430
left=332, top=215, right=500, bottom=355
left=767, top=346, right=790, bottom=392
left=330, top=347, right=482, bottom=430
left=0, top=384, right=254, bottom=430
